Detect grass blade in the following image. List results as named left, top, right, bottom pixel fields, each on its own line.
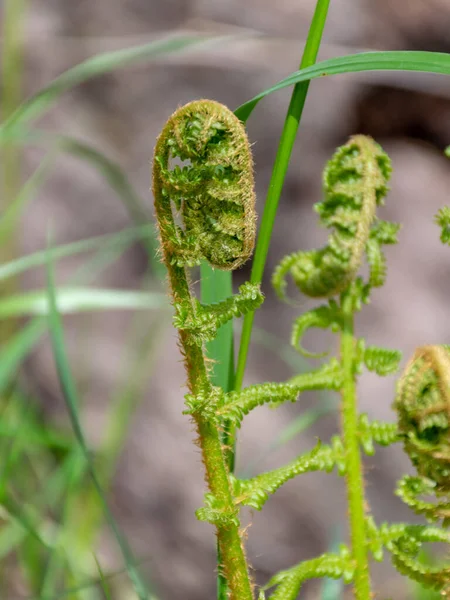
left=94, top=555, right=113, bottom=600
left=0, top=34, right=232, bottom=140
left=200, top=264, right=234, bottom=393
left=0, top=287, right=166, bottom=318
left=1, top=0, right=28, bottom=342
left=45, top=243, right=151, bottom=600
left=0, top=224, right=152, bottom=283
left=0, top=318, right=46, bottom=396
left=234, top=0, right=331, bottom=391
left=1, top=127, right=162, bottom=275
left=55, top=136, right=162, bottom=276
left=0, top=153, right=53, bottom=244
left=235, top=50, right=450, bottom=122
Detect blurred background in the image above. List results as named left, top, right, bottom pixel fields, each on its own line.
left=3, top=0, right=450, bottom=598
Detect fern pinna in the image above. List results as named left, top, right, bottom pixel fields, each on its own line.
left=152, top=102, right=450, bottom=599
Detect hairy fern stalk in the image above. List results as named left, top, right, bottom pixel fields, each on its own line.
left=152, top=101, right=450, bottom=599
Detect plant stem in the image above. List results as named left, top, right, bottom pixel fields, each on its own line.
left=340, top=291, right=371, bottom=600
left=166, top=264, right=253, bottom=600
left=200, top=263, right=235, bottom=600
left=234, top=0, right=331, bottom=392
left=1, top=0, right=27, bottom=342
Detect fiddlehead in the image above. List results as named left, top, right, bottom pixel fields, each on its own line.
left=263, top=136, right=401, bottom=600
left=152, top=100, right=258, bottom=600
left=153, top=99, right=256, bottom=270
left=394, top=345, right=450, bottom=495
left=272, top=135, right=399, bottom=301
left=394, top=345, right=450, bottom=530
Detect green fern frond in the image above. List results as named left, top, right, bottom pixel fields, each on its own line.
left=153, top=100, right=256, bottom=270
left=389, top=525, right=450, bottom=592
left=272, top=135, right=397, bottom=300
left=396, top=475, right=450, bottom=523
left=358, top=414, right=399, bottom=455
left=288, top=358, right=344, bottom=391
left=174, top=282, right=263, bottom=344
left=365, top=518, right=450, bottom=591
left=363, top=345, right=402, bottom=376
left=219, top=360, right=343, bottom=429
left=435, top=206, right=450, bottom=245
left=218, top=381, right=300, bottom=428
left=366, top=219, right=401, bottom=290
left=290, top=301, right=342, bottom=357
left=272, top=250, right=304, bottom=301
left=232, top=437, right=346, bottom=510
left=183, top=386, right=224, bottom=421
left=365, top=238, right=386, bottom=288
left=263, top=547, right=354, bottom=600
left=196, top=493, right=240, bottom=527
left=394, top=345, right=450, bottom=492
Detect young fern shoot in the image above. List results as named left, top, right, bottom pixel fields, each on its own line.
left=153, top=103, right=450, bottom=599
left=261, top=139, right=450, bottom=599
left=152, top=100, right=260, bottom=600
left=152, top=101, right=354, bottom=598
left=264, top=135, right=401, bottom=600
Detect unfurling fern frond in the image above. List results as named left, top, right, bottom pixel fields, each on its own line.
left=358, top=413, right=399, bottom=455
left=396, top=475, right=450, bottom=524
left=272, top=135, right=398, bottom=300
left=389, top=526, right=450, bottom=592
left=232, top=437, right=346, bottom=510
left=435, top=206, right=450, bottom=246
left=363, top=345, right=402, bottom=376
left=394, top=345, right=450, bottom=493
left=218, top=381, right=300, bottom=428
left=174, top=282, right=263, bottom=344
left=153, top=100, right=256, bottom=270
left=196, top=493, right=240, bottom=528
left=153, top=101, right=258, bottom=600
left=290, top=301, right=342, bottom=357
left=217, top=359, right=342, bottom=428
left=262, top=547, right=354, bottom=600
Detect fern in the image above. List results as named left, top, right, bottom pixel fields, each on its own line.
left=154, top=115, right=450, bottom=599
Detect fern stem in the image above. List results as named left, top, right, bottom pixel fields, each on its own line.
left=340, top=290, right=371, bottom=599
left=200, top=263, right=234, bottom=600
left=167, top=264, right=254, bottom=600
left=234, top=0, right=331, bottom=391
left=152, top=101, right=257, bottom=599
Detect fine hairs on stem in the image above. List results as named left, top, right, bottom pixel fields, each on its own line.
left=153, top=103, right=450, bottom=599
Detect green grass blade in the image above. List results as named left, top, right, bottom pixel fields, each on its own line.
left=39, top=449, right=88, bottom=600
left=45, top=245, right=151, bottom=600
left=0, top=153, right=53, bottom=244
left=67, top=311, right=167, bottom=566
left=55, top=135, right=162, bottom=276
left=0, top=34, right=232, bottom=140
left=23, top=559, right=159, bottom=600
left=1, top=0, right=28, bottom=343
left=234, top=0, right=331, bottom=392
left=0, top=449, right=85, bottom=560
left=200, top=264, right=234, bottom=392
left=94, top=555, right=113, bottom=600
left=1, top=127, right=162, bottom=274
left=0, top=287, right=166, bottom=318
left=0, top=318, right=46, bottom=395
left=235, top=50, right=450, bottom=122
left=0, top=224, right=152, bottom=283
